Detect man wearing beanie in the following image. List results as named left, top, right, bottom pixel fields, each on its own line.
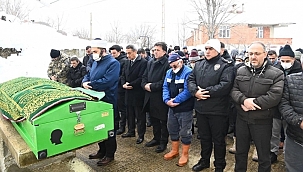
left=231, top=42, right=284, bottom=171
left=279, top=56, right=303, bottom=172
left=269, top=44, right=303, bottom=164
left=188, top=39, right=235, bottom=172
left=279, top=45, right=302, bottom=75
left=47, top=49, right=70, bottom=84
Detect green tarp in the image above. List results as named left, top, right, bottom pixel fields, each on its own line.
left=0, top=77, right=97, bottom=122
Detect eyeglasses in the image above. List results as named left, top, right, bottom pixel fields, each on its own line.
left=248, top=52, right=265, bottom=56
left=205, top=47, right=214, bottom=51
left=268, top=58, right=276, bottom=60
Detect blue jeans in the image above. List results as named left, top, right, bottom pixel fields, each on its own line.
left=285, top=137, right=303, bottom=172
left=167, top=108, right=193, bottom=145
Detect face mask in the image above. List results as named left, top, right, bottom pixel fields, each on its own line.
left=173, top=67, right=181, bottom=73
left=190, top=63, right=195, bottom=68
left=281, top=62, right=292, bottom=70
left=172, top=61, right=181, bottom=73
left=93, top=53, right=101, bottom=61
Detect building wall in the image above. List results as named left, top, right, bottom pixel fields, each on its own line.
left=186, top=24, right=292, bottom=50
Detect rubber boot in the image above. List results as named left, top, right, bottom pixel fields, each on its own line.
left=229, top=136, right=236, bottom=154
left=178, top=144, right=190, bottom=167
left=164, top=141, right=179, bottom=160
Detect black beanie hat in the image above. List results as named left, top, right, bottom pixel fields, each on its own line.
left=279, top=45, right=294, bottom=57
left=50, top=49, right=60, bottom=58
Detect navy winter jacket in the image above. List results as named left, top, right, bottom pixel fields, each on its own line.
left=82, top=54, right=120, bottom=105
left=163, top=65, right=194, bottom=113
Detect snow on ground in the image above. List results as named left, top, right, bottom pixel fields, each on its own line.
left=0, top=19, right=91, bottom=83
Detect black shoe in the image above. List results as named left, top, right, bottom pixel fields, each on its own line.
left=215, top=168, right=224, bottom=172
left=116, top=128, right=125, bottom=135
left=145, top=140, right=160, bottom=147
left=121, top=132, right=135, bottom=138
left=270, top=152, right=277, bottom=164
left=136, top=137, right=144, bottom=144
left=97, top=156, right=114, bottom=166
left=155, top=144, right=167, bottom=153
left=192, top=159, right=210, bottom=171
left=88, top=152, right=104, bottom=159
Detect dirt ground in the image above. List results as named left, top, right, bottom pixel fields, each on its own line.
left=76, top=126, right=286, bottom=172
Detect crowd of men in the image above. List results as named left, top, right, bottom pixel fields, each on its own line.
left=47, top=38, right=303, bottom=172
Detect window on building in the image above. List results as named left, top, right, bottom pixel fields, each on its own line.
left=257, top=27, right=263, bottom=38
left=219, top=26, right=230, bottom=38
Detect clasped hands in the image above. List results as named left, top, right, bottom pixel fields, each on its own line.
left=123, top=82, right=133, bottom=90
left=242, top=98, right=261, bottom=111
left=144, top=83, right=151, bottom=92
left=166, top=98, right=179, bottom=107
left=195, top=86, right=210, bottom=101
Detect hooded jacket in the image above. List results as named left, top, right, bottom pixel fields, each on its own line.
left=231, top=59, right=284, bottom=124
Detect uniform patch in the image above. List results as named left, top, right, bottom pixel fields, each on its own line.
left=214, top=64, right=221, bottom=71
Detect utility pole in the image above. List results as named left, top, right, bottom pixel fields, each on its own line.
left=90, top=12, right=92, bottom=40
left=161, top=0, right=165, bottom=41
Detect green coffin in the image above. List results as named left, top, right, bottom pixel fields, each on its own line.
left=0, top=77, right=114, bottom=159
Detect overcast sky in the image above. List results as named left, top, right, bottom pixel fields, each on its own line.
left=28, top=0, right=302, bottom=47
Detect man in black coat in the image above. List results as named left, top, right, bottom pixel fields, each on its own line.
left=67, top=56, right=87, bottom=88
left=142, top=42, right=170, bottom=153
left=279, top=72, right=303, bottom=172
left=220, top=42, right=234, bottom=63
left=109, top=45, right=128, bottom=135
left=188, top=39, right=234, bottom=172
left=231, top=42, right=284, bottom=172
left=269, top=46, right=302, bottom=163
left=83, top=46, right=92, bottom=71
left=121, top=45, right=147, bottom=144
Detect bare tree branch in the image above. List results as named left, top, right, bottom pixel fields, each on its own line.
left=189, top=0, right=243, bottom=39
left=73, top=28, right=89, bottom=40
left=124, top=24, right=157, bottom=48
left=177, top=18, right=191, bottom=47
left=0, top=0, right=30, bottom=20
left=55, top=12, right=66, bottom=31
left=104, top=21, right=124, bottom=44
